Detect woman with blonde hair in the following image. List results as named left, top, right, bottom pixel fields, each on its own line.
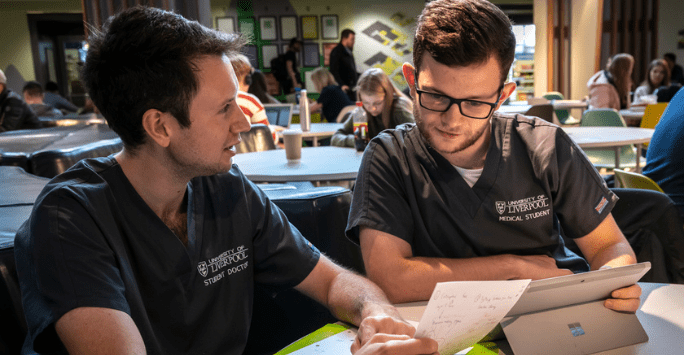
left=309, top=67, right=353, bottom=122
left=331, top=68, right=413, bottom=147
left=587, top=53, right=634, bottom=110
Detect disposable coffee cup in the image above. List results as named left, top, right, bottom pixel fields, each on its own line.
left=282, top=130, right=302, bottom=161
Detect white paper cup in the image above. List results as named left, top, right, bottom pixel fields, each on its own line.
left=282, top=130, right=302, bottom=161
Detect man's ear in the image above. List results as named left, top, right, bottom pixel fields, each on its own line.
left=497, top=81, right=517, bottom=108
left=141, top=109, right=172, bottom=148
left=402, top=63, right=416, bottom=98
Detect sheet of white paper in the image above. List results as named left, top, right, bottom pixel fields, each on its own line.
left=415, top=280, right=530, bottom=355
left=289, top=329, right=355, bottom=355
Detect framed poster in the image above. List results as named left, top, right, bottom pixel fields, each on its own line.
left=238, top=17, right=256, bottom=43
left=321, top=15, right=338, bottom=40
left=242, top=45, right=258, bottom=69
left=261, top=45, right=279, bottom=69
left=259, top=16, right=277, bottom=41
left=323, top=42, right=337, bottom=66
left=302, top=43, right=320, bottom=67
left=216, top=17, right=236, bottom=34
left=280, top=16, right=298, bottom=40
left=301, top=16, right=318, bottom=40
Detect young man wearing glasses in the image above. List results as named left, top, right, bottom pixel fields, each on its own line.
left=346, top=0, right=641, bottom=313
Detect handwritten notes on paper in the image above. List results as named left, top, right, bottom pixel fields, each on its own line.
left=415, top=280, right=530, bottom=355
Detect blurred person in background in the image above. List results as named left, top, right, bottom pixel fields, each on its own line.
left=587, top=53, right=634, bottom=110
left=664, top=53, right=684, bottom=85
left=22, top=81, right=63, bottom=117
left=44, top=81, right=79, bottom=113
left=633, top=59, right=670, bottom=105
left=330, top=29, right=360, bottom=101
left=0, top=70, right=42, bottom=132
left=248, top=70, right=279, bottom=104
left=331, top=68, right=413, bottom=147
left=309, top=67, right=353, bottom=122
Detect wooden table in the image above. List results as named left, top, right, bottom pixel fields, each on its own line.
left=284, top=123, right=343, bottom=147
left=231, top=146, right=363, bottom=183
left=563, top=127, right=654, bottom=172
left=283, top=282, right=684, bottom=355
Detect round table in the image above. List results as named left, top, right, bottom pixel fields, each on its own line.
left=285, top=123, right=343, bottom=146
left=232, top=146, right=364, bottom=183
left=562, top=127, right=654, bottom=172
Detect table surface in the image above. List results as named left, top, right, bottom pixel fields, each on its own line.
left=619, top=108, right=646, bottom=120
left=288, top=282, right=684, bottom=355
left=232, top=146, right=363, bottom=182
left=562, top=126, right=654, bottom=149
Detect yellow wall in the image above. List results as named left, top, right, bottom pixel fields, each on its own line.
left=0, top=0, right=82, bottom=82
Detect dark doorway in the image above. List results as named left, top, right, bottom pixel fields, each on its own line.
left=27, top=13, right=87, bottom=106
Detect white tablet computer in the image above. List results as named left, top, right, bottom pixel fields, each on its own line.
left=502, top=262, right=651, bottom=355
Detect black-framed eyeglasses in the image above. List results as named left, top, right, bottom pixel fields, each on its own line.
left=415, top=84, right=504, bottom=119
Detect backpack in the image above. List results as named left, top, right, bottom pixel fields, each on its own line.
left=270, top=54, right=288, bottom=81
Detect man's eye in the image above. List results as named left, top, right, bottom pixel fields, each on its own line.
left=427, top=93, right=446, bottom=101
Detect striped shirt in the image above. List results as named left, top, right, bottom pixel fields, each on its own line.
left=237, top=91, right=269, bottom=126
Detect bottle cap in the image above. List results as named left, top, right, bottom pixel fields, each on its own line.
left=356, top=101, right=363, bottom=107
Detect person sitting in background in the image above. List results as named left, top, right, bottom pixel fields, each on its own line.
left=633, top=59, right=670, bottom=105
left=43, top=81, right=79, bottom=113
left=331, top=68, right=413, bottom=147
left=587, top=53, right=634, bottom=110
left=23, top=81, right=63, bottom=117
left=230, top=54, right=269, bottom=127
left=0, top=70, right=42, bottom=132
left=248, top=70, right=279, bottom=104
left=231, top=54, right=283, bottom=142
left=309, top=67, right=353, bottom=122
left=644, top=86, right=684, bottom=219
left=664, top=53, right=684, bottom=86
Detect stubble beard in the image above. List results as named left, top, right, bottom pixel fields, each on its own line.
left=413, top=104, right=490, bottom=156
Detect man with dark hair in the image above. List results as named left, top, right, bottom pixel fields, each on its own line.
left=281, top=37, right=303, bottom=94
left=14, top=7, right=437, bottom=355
left=664, top=53, right=684, bottom=85
left=0, top=69, right=42, bottom=132
left=347, top=0, right=641, bottom=312
left=22, top=81, right=63, bottom=117
left=330, top=28, right=359, bottom=100
left=43, top=81, right=79, bottom=113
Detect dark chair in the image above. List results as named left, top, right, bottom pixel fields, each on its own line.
left=563, top=188, right=684, bottom=284
left=245, top=186, right=362, bottom=355
left=235, top=124, right=276, bottom=154
left=0, top=166, right=49, bottom=354
left=524, top=104, right=555, bottom=123
left=0, top=124, right=121, bottom=178
left=29, top=138, right=122, bottom=178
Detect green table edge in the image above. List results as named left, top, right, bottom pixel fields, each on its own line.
left=275, top=323, right=499, bottom=355
left=275, top=323, right=351, bottom=354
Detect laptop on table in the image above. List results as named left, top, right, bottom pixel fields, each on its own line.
left=264, top=103, right=293, bottom=129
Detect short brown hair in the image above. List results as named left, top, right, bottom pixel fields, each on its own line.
left=413, top=0, right=515, bottom=84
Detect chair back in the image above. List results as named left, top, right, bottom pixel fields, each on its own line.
left=235, top=124, right=276, bottom=154
left=613, top=169, right=664, bottom=192
left=580, top=108, right=627, bottom=127
left=245, top=186, right=361, bottom=354
left=543, top=91, right=573, bottom=125
left=524, top=104, right=555, bottom=123
left=579, top=109, right=640, bottom=167
left=640, top=103, right=668, bottom=129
